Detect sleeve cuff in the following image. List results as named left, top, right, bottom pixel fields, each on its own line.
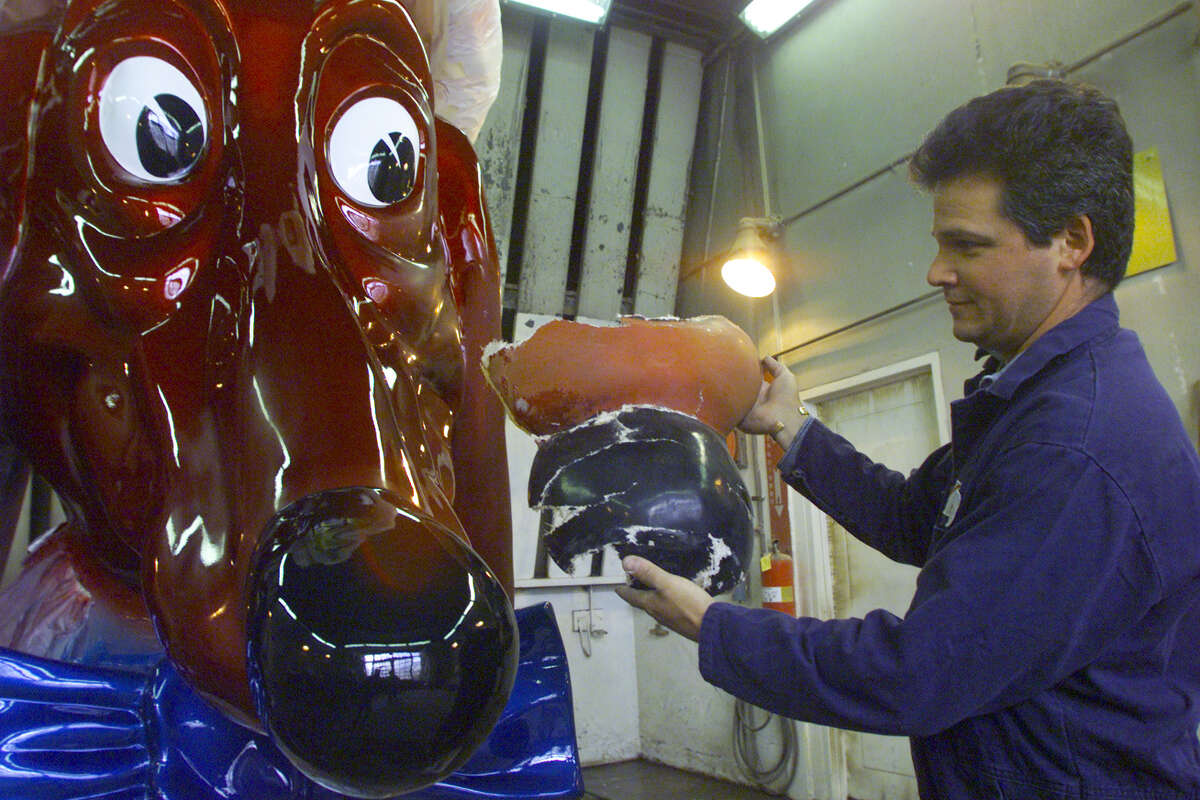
left=775, top=415, right=817, bottom=476
left=697, top=601, right=732, bottom=684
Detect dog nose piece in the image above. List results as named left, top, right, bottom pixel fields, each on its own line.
left=247, top=488, right=518, bottom=798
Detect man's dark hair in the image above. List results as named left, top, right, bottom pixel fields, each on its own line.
left=909, top=80, right=1134, bottom=290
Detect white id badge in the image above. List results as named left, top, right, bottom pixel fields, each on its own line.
left=941, top=480, right=962, bottom=527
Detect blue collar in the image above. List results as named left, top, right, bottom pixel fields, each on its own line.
left=965, top=293, right=1120, bottom=400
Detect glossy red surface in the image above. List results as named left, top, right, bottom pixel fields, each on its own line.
left=0, top=0, right=512, bottom=731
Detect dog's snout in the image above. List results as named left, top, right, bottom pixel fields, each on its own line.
left=246, top=487, right=517, bottom=798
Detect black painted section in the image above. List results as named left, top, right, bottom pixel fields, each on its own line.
left=528, top=407, right=752, bottom=595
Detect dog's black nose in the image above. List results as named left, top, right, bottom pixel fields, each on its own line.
left=247, top=488, right=517, bottom=798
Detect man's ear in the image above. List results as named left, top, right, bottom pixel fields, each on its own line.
left=1059, top=214, right=1095, bottom=273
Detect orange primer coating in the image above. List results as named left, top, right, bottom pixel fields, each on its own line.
left=484, top=315, right=761, bottom=436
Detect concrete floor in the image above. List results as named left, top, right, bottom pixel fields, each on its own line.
left=581, top=759, right=784, bottom=800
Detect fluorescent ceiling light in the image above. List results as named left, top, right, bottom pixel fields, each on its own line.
left=738, top=0, right=818, bottom=38
left=505, top=0, right=612, bottom=25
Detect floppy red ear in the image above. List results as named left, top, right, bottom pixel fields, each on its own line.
left=0, top=8, right=62, bottom=570
left=436, top=118, right=514, bottom=596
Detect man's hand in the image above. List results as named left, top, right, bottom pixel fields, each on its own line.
left=615, top=555, right=715, bottom=642
left=739, top=356, right=807, bottom=448
left=739, top=356, right=800, bottom=434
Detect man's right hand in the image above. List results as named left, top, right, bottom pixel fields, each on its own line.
left=738, top=356, right=806, bottom=447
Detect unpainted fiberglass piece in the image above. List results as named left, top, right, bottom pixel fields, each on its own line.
left=486, top=316, right=761, bottom=593
left=483, top=315, right=762, bottom=436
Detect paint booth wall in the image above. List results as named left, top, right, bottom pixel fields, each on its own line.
left=476, top=4, right=758, bottom=780
left=478, top=0, right=1200, bottom=791
left=678, top=0, right=1200, bottom=444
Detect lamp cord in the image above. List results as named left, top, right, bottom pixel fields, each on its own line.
left=733, top=698, right=798, bottom=795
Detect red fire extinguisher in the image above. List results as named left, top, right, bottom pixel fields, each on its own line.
left=761, top=539, right=796, bottom=616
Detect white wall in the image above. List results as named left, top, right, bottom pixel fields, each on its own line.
left=1, top=479, right=30, bottom=588
left=514, top=584, right=641, bottom=765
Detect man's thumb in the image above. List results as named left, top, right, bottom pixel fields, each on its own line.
left=622, top=555, right=657, bottom=586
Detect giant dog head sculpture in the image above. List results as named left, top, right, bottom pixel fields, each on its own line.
left=0, top=0, right=516, bottom=794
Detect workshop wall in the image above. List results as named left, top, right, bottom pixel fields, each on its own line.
left=672, top=2, right=1200, bottom=795
left=474, top=3, right=715, bottom=773
left=476, top=5, right=702, bottom=329
left=678, top=0, right=1200, bottom=446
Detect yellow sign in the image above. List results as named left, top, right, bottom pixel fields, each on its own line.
left=1127, top=147, right=1177, bottom=277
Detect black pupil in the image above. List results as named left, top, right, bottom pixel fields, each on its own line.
left=136, top=93, right=204, bottom=179
left=368, top=132, right=416, bottom=204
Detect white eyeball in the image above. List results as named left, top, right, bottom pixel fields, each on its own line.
left=328, top=96, right=420, bottom=207
left=98, top=56, right=208, bottom=183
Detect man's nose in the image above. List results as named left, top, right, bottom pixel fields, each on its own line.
left=926, top=251, right=955, bottom=288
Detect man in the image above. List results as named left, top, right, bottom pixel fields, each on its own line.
left=618, top=80, right=1200, bottom=798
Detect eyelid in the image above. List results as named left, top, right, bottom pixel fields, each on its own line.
left=940, top=235, right=985, bottom=251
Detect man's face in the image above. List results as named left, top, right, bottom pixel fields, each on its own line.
left=927, top=173, right=1069, bottom=362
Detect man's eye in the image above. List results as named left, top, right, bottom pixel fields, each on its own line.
left=327, top=97, right=420, bottom=208
left=98, top=56, right=208, bottom=183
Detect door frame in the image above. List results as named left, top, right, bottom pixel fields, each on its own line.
left=786, top=351, right=950, bottom=799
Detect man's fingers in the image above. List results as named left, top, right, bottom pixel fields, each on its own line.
left=614, top=583, right=649, bottom=609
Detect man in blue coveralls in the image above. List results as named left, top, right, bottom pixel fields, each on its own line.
left=618, top=80, right=1200, bottom=798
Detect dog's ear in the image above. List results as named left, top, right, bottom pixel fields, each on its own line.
left=0, top=10, right=61, bottom=267
left=434, top=117, right=513, bottom=595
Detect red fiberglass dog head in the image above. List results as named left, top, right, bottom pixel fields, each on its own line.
left=0, top=0, right=515, bottom=793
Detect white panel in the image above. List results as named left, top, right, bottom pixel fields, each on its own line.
left=520, top=19, right=594, bottom=316
left=2, top=483, right=66, bottom=590
left=475, top=12, right=533, bottom=285
left=575, top=27, right=652, bottom=323
left=633, top=42, right=702, bottom=317
left=515, top=584, right=640, bottom=765
left=799, top=362, right=945, bottom=800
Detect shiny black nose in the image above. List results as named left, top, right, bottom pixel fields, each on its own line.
left=246, top=488, right=517, bottom=799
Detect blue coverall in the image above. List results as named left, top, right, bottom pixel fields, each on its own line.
left=700, top=294, right=1200, bottom=799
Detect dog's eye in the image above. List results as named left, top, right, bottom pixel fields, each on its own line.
left=98, top=56, right=207, bottom=184
left=328, top=97, right=420, bottom=207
